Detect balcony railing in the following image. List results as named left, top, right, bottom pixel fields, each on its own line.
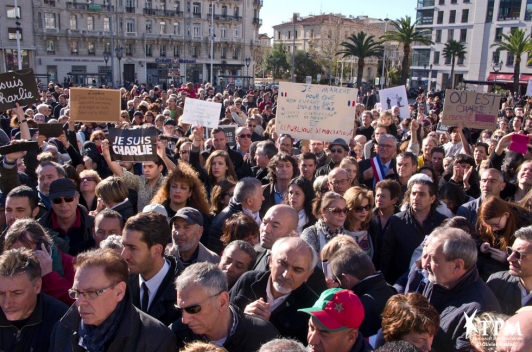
left=192, top=12, right=202, bottom=18
left=213, top=14, right=241, bottom=21
left=143, top=8, right=183, bottom=17
left=66, top=2, right=113, bottom=11
left=253, top=17, right=262, bottom=25
left=125, top=6, right=135, bottom=12
left=417, top=0, right=435, bottom=7
left=43, top=0, right=56, bottom=6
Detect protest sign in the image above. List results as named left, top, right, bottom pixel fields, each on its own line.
left=0, top=141, right=38, bottom=156
left=181, top=98, right=221, bottom=128
left=108, top=128, right=157, bottom=162
left=379, top=85, right=409, bottom=120
left=0, top=68, right=41, bottom=111
left=69, top=88, right=121, bottom=122
left=38, top=123, right=64, bottom=138
left=436, top=121, right=452, bottom=134
left=509, top=134, right=530, bottom=154
left=441, top=89, right=500, bottom=130
left=220, top=125, right=236, bottom=147
left=275, top=82, right=358, bottom=143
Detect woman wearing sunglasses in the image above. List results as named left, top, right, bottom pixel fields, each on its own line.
left=301, top=192, right=348, bottom=256
left=78, top=169, right=101, bottom=211
left=89, top=130, right=106, bottom=153
left=477, top=196, right=532, bottom=281
left=344, top=186, right=375, bottom=258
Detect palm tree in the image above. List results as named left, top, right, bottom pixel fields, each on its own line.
left=336, top=31, right=383, bottom=89
left=492, top=28, right=532, bottom=93
left=442, top=39, right=467, bottom=89
left=380, top=16, right=433, bottom=85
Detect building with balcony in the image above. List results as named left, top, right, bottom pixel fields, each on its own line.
left=412, top=0, right=532, bottom=92
left=31, top=0, right=265, bottom=87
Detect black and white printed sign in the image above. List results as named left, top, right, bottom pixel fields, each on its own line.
left=108, top=128, right=158, bottom=162
left=0, top=69, right=41, bottom=111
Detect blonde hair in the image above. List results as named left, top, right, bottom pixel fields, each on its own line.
left=320, top=235, right=359, bottom=261
left=95, top=176, right=129, bottom=204
left=344, top=186, right=374, bottom=231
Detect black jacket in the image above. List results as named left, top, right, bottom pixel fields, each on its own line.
left=350, top=272, right=396, bottom=338
left=208, top=198, right=244, bottom=254
left=357, top=157, right=398, bottom=191
left=201, top=145, right=244, bottom=175
left=252, top=166, right=270, bottom=185
left=49, top=288, right=176, bottom=352
left=260, top=182, right=277, bottom=218
left=170, top=304, right=279, bottom=352
left=380, top=207, right=447, bottom=284
left=315, top=159, right=337, bottom=178
left=112, top=199, right=136, bottom=222
left=229, top=270, right=318, bottom=344
left=0, top=293, right=68, bottom=352
left=128, top=256, right=184, bottom=326
left=487, top=271, right=532, bottom=315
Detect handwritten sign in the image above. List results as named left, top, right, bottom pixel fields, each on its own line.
left=181, top=98, right=221, bottom=128
left=441, top=89, right=500, bottom=129
left=275, top=82, right=358, bottom=143
left=108, top=127, right=157, bottom=162
left=379, top=85, right=409, bottom=120
left=69, top=88, right=121, bottom=122
left=0, top=69, right=40, bottom=111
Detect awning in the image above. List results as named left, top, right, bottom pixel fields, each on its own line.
left=520, top=74, right=532, bottom=81
left=486, top=73, right=514, bottom=81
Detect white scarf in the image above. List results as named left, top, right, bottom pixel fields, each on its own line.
left=297, top=209, right=309, bottom=234
left=243, top=208, right=261, bottom=226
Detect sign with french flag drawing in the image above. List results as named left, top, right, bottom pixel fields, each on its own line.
left=275, top=82, right=358, bottom=143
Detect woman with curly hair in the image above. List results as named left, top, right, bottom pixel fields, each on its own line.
left=210, top=179, right=236, bottom=216
left=344, top=186, right=375, bottom=258
left=151, top=162, right=211, bottom=233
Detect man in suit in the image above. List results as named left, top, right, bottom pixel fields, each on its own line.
left=358, top=134, right=398, bottom=190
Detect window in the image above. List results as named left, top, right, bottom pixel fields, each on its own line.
left=46, top=40, right=55, bottom=53
left=146, top=44, right=152, bottom=56
left=233, top=47, right=239, bottom=59
left=174, top=23, right=180, bottom=35
left=160, top=22, right=166, bottom=34
left=449, top=10, right=456, bottom=23
left=495, top=27, right=503, bottom=41
left=460, top=29, right=467, bottom=42
left=234, top=7, right=239, bottom=17
left=87, top=16, right=94, bottom=31
left=221, top=26, right=227, bottom=37
left=310, top=29, right=314, bottom=38
left=507, top=52, right=515, bottom=65
left=5, top=49, right=29, bottom=71
left=193, top=2, right=200, bottom=14
left=6, top=6, right=20, bottom=19
left=221, top=47, right=227, bottom=58
left=439, top=0, right=444, bottom=4
left=462, top=9, right=469, bottom=22
left=445, top=54, right=451, bottom=64
left=104, top=17, right=110, bottom=31
left=192, top=46, right=198, bottom=57
left=71, top=41, right=79, bottom=54
left=126, top=19, right=135, bottom=33
left=233, top=27, right=239, bottom=38
left=288, top=31, right=291, bottom=39
left=208, top=3, right=213, bottom=14
left=458, top=55, right=464, bottom=64
left=435, top=29, right=442, bottom=42
left=70, top=15, right=77, bottom=29
left=146, top=20, right=152, bottom=33
left=527, top=0, right=532, bottom=20
left=45, top=13, right=56, bottom=29
left=193, top=23, right=201, bottom=36
left=451, top=0, right=457, bottom=3
left=125, top=43, right=133, bottom=55
left=486, top=0, right=495, bottom=22
left=295, top=30, right=297, bottom=39
left=412, top=49, right=430, bottom=66
left=104, top=42, right=110, bottom=52
left=186, top=25, right=190, bottom=36
left=222, top=5, right=227, bottom=15
left=434, top=51, right=440, bottom=64
left=88, top=42, right=95, bottom=55
left=8, top=27, right=22, bottom=40
left=437, top=11, right=444, bottom=24
left=498, top=0, right=522, bottom=21
left=493, top=50, right=500, bottom=63
left=160, top=45, right=166, bottom=56
left=448, top=29, right=454, bottom=40
left=174, top=45, right=180, bottom=57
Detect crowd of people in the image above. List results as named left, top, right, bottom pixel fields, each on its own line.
left=1, top=81, right=532, bottom=352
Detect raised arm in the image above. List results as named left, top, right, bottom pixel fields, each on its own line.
left=101, top=139, right=124, bottom=176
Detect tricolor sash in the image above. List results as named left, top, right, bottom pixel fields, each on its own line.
left=370, top=156, right=386, bottom=183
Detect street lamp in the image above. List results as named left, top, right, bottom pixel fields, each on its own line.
left=210, top=0, right=219, bottom=86
left=492, top=60, right=503, bottom=93
left=291, top=13, right=297, bottom=83
left=429, top=63, right=433, bottom=90
left=115, top=46, right=123, bottom=87
left=245, top=57, right=251, bottom=87
left=380, top=18, right=389, bottom=89
left=103, top=51, right=110, bottom=85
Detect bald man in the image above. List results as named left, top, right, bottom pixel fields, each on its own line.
left=496, top=310, right=532, bottom=351
left=252, top=205, right=327, bottom=295
left=328, top=168, right=350, bottom=196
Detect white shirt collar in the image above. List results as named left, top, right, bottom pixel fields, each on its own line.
left=518, top=281, right=532, bottom=306
left=266, top=275, right=290, bottom=312
left=139, top=259, right=170, bottom=309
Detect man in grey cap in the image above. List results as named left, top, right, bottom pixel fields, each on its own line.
left=316, top=138, right=349, bottom=176
left=169, top=207, right=220, bottom=267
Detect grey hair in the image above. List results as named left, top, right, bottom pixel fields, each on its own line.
left=313, top=175, right=329, bottom=193
left=271, top=237, right=318, bottom=272
left=259, top=338, right=307, bottom=352
left=175, top=262, right=228, bottom=296
left=330, top=247, right=375, bottom=281
left=428, top=227, right=477, bottom=270
left=378, top=134, right=397, bottom=145
left=514, top=225, right=532, bottom=242
left=224, top=240, right=257, bottom=270
left=36, top=160, right=67, bottom=178
left=234, top=177, right=262, bottom=204
left=482, top=168, right=504, bottom=183
left=257, top=141, right=277, bottom=159
left=99, top=235, right=124, bottom=251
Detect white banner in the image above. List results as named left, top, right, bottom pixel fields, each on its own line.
left=181, top=98, right=222, bottom=128
left=379, top=85, right=409, bottom=120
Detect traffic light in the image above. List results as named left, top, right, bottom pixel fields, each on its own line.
left=306, top=52, right=310, bottom=60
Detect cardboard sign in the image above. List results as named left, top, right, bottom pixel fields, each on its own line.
left=275, top=82, right=358, bottom=143
left=220, top=125, right=236, bottom=147
left=379, top=85, right=409, bottom=120
left=69, top=88, right=121, bottom=122
left=441, top=89, right=500, bottom=129
left=181, top=98, right=222, bottom=128
left=0, top=69, right=41, bottom=111
left=0, top=141, right=38, bottom=156
left=38, top=123, right=64, bottom=138
left=509, top=134, right=530, bottom=154
left=108, top=128, right=157, bottom=162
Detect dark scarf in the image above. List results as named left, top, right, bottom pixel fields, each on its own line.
left=78, top=297, right=126, bottom=352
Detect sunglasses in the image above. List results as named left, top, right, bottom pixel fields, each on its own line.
left=353, top=204, right=372, bottom=213
left=247, top=124, right=256, bottom=128
left=506, top=247, right=532, bottom=260
left=80, top=177, right=95, bottom=182
left=52, top=196, right=76, bottom=204
left=330, top=148, right=345, bottom=154
left=180, top=150, right=190, bottom=155
left=174, top=291, right=223, bottom=314
left=92, top=137, right=104, bottom=141
left=325, top=207, right=349, bottom=215
left=238, top=134, right=252, bottom=139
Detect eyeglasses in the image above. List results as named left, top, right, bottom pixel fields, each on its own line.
left=174, top=291, right=223, bottom=314
left=378, top=144, right=395, bottom=149
left=330, top=179, right=349, bottom=187
left=180, top=150, right=190, bottom=155
left=52, top=196, right=76, bottom=205
left=92, top=137, right=104, bottom=141
left=325, top=207, right=349, bottom=215
left=483, top=216, right=503, bottom=229
left=238, top=134, right=252, bottom=139
left=330, top=148, right=345, bottom=154
left=506, top=247, right=532, bottom=260
left=353, top=204, right=372, bottom=213
left=80, top=177, right=96, bottom=182
left=68, top=282, right=120, bottom=300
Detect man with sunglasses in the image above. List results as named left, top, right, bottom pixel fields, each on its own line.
left=316, top=138, right=349, bottom=177
left=488, top=225, right=532, bottom=315
left=234, top=127, right=253, bottom=157
left=172, top=262, right=279, bottom=351
left=50, top=248, right=176, bottom=351
left=38, top=178, right=95, bottom=256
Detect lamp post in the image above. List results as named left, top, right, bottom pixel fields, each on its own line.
left=429, top=63, right=433, bottom=90
left=245, top=57, right=251, bottom=87
left=291, top=13, right=297, bottom=83
left=103, top=51, right=110, bottom=85
left=492, top=60, right=503, bottom=93
left=380, top=18, right=389, bottom=89
left=210, top=0, right=219, bottom=86
left=115, top=46, right=123, bottom=87
left=109, top=0, right=114, bottom=88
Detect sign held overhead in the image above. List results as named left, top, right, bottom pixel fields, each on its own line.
left=441, top=89, right=500, bottom=130
left=181, top=98, right=222, bottom=128
left=0, top=69, right=41, bottom=111
left=69, top=88, right=121, bottom=122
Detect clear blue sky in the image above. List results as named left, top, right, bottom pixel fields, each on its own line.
left=260, top=0, right=417, bottom=37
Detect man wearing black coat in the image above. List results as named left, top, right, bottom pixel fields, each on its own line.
left=201, top=127, right=244, bottom=172
left=229, top=237, right=318, bottom=344
left=358, top=134, right=398, bottom=191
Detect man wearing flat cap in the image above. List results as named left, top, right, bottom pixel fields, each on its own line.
left=168, top=207, right=220, bottom=267
left=315, top=138, right=349, bottom=177
left=38, top=178, right=95, bottom=255
left=299, top=288, right=372, bottom=352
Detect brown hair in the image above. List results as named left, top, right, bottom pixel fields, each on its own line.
left=90, top=130, right=106, bottom=142
left=344, top=186, right=374, bottom=231
left=4, top=219, right=52, bottom=252
left=320, top=234, right=359, bottom=261
left=267, top=152, right=297, bottom=183
left=75, top=248, right=129, bottom=284
left=381, top=293, right=440, bottom=342
left=95, top=176, right=129, bottom=204
left=375, top=179, right=402, bottom=202
left=204, top=150, right=237, bottom=183
left=210, top=179, right=236, bottom=214
left=220, top=213, right=259, bottom=246
left=124, top=212, right=171, bottom=256
left=181, top=341, right=227, bottom=352
left=0, top=248, right=41, bottom=282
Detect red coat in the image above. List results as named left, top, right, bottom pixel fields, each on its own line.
left=41, top=250, right=76, bottom=305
